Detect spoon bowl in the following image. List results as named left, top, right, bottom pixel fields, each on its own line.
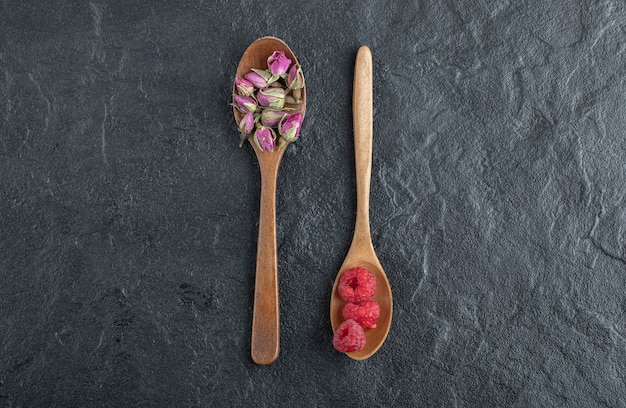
left=330, top=46, right=392, bottom=360
left=233, top=36, right=307, bottom=142
left=233, top=36, right=306, bottom=365
left=331, top=256, right=393, bottom=360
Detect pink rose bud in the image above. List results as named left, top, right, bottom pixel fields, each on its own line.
left=256, top=88, right=285, bottom=109
left=279, top=112, right=303, bottom=142
left=238, top=111, right=255, bottom=134
left=287, top=64, right=304, bottom=89
left=260, top=110, right=285, bottom=127
left=267, top=51, right=292, bottom=76
left=235, top=77, right=255, bottom=96
left=254, top=126, right=276, bottom=152
left=244, top=70, right=268, bottom=88
left=244, top=68, right=277, bottom=89
left=233, top=95, right=257, bottom=113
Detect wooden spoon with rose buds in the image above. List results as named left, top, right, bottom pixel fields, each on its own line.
left=232, top=36, right=306, bottom=365
left=330, top=46, right=392, bottom=360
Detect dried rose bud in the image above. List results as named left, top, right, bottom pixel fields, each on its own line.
left=235, top=77, right=255, bottom=96
left=256, top=88, right=285, bottom=109
left=267, top=51, right=291, bottom=76
left=260, top=109, right=285, bottom=127
left=244, top=68, right=278, bottom=89
left=238, top=111, right=255, bottom=134
left=287, top=64, right=304, bottom=90
left=254, top=126, right=276, bottom=152
left=233, top=95, right=257, bottom=113
left=279, top=112, right=303, bottom=142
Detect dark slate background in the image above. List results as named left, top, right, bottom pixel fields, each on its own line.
left=2, top=0, right=626, bottom=406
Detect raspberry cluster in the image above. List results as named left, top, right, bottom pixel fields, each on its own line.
left=332, top=267, right=381, bottom=353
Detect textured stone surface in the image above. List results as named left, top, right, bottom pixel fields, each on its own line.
left=2, top=0, right=626, bottom=406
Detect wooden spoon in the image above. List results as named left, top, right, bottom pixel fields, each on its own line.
left=233, top=36, right=306, bottom=365
left=330, top=46, right=392, bottom=360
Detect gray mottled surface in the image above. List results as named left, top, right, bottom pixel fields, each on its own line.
left=2, top=0, right=626, bottom=406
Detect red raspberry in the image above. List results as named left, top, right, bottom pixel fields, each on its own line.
left=338, top=267, right=376, bottom=303
left=333, top=319, right=366, bottom=353
left=342, top=301, right=380, bottom=329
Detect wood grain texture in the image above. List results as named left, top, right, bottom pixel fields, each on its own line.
left=353, top=45, right=374, bottom=250
left=330, top=46, right=393, bottom=361
left=251, top=151, right=281, bottom=365
left=233, top=37, right=306, bottom=365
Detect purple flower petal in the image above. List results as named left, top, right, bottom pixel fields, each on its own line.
left=235, top=77, right=255, bottom=96
left=254, top=126, right=276, bottom=152
left=244, top=71, right=268, bottom=88
left=233, top=95, right=257, bottom=113
left=267, top=51, right=291, bottom=76
left=279, top=112, right=303, bottom=142
left=238, top=111, right=255, bottom=134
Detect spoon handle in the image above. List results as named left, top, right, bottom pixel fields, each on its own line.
left=352, top=46, right=373, bottom=246
left=251, top=158, right=280, bottom=365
